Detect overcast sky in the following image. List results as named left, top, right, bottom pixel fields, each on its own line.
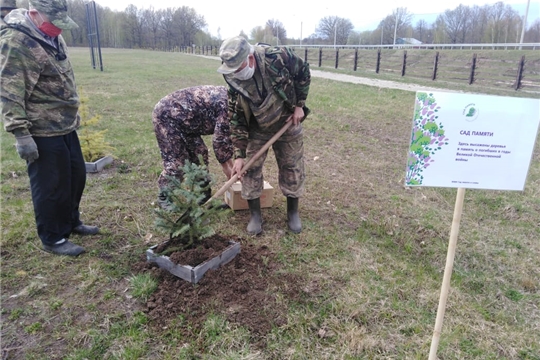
left=93, top=0, right=540, bottom=40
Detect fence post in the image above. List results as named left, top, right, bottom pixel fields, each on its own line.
left=354, top=48, right=358, bottom=71
left=401, top=50, right=407, bottom=76
left=304, top=48, right=308, bottom=63
left=469, top=53, right=477, bottom=85
left=514, top=55, right=525, bottom=90
left=376, top=48, right=381, bottom=74
left=432, top=51, right=439, bottom=80
left=335, top=48, right=339, bottom=69
left=318, top=48, right=322, bottom=67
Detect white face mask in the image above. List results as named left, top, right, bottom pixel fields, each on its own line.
left=233, top=59, right=255, bottom=80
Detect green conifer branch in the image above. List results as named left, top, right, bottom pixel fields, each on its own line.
left=78, top=89, right=116, bottom=162
left=153, top=157, right=229, bottom=253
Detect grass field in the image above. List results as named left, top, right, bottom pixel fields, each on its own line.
left=1, top=47, right=539, bottom=359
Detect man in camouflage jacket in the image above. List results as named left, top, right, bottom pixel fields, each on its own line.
left=152, top=85, right=234, bottom=207
left=1, top=0, right=99, bottom=256
left=218, top=36, right=311, bottom=235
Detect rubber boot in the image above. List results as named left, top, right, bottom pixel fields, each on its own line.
left=201, top=188, right=212, bottom=205
left=247, top=198, right=262, bottom=235
left=287, top=197, right=302, bottom=233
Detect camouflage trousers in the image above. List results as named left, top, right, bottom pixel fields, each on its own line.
left=242, top=124, right=305, bottom=199
left=152, top=115, right=210, bottom=192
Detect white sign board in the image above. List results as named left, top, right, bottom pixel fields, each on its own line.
left=405, top=91, right=540, bottom=191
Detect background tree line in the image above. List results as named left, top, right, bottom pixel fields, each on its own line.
left=17, top=0, right=540, bottom=48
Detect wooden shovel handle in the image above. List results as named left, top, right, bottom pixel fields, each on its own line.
left=205, top=120, right=293, bottom=205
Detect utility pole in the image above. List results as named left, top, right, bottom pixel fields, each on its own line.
left=334, top=22, right=337, bottom=48
left=519, top=0, right=531, bottom=50
left=393, top=12, right=399, bottom=47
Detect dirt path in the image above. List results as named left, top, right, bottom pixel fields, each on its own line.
left=310, top=69, right=460, bottom=93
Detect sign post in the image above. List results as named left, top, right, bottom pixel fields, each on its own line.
left=405, top=91, right=540, bottom=359
left=428, top=187, right=465, bottom=359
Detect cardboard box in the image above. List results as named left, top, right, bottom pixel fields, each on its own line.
left=224, top=181, right=274, bottom=210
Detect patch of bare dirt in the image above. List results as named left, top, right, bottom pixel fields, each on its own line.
left=132, top=235, right=308, bottom=347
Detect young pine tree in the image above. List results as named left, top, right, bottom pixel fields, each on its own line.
left=154, top=158, right=229, bottom=253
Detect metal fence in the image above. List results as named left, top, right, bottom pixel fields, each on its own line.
left=172, top=43, right=540, bottom=92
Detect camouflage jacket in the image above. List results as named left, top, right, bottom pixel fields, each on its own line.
left=223, top=45, right=311, bottom=159
left=153, top=85, right=233, bottom=164
left=0, top=9, right=80, bottom=137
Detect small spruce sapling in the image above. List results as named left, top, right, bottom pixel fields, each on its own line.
left=154, top=158, right=229, bottom=254
left=78, top=90, right=115, bottom=162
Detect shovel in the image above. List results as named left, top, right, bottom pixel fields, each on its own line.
left=204, top=119, right=293, bottom=206
left=171, top=120, right=292, bottom=232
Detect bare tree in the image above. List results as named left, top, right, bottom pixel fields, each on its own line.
left=159, top=8, right=177, bottom=49
left=438, top=4, right=471, bottom=43
left=250, top=26, right=266, bottom=44
left=316, top=16, right=354, bottom=45
left=265, top=19, right=287, bottom=45
left=123, top=5, right=144, bottom=48
left=432, top=16, right=449, bottom=43
left=174, top=6, right=206, bottom=46
left=487, top=2, right=520, bottom=43
left=525, top=18, right=540, bottom=42
left=347, top=30, right=361, bottom=45
left=391, top=8, right=413, bottom=44
left=377, top=8, right=413, bottom=45
left=64, top=0, right=540, bottom=48
left=142, top=7, right=160, bottom=49
left=467, top=5, right=490, bottom=43
left=414, top=19, right=429, bottom=43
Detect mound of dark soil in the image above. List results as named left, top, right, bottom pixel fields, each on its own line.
left=154, top=233, right=234, bottom=267
left=133, top=235, right=308, bottom=347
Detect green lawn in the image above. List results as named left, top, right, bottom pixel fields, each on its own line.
left=1, top=47, right=539, bottom=359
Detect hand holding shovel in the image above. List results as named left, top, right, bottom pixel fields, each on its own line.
left=204, top=119, right=293, bottom=206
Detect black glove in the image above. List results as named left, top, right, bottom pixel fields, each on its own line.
left=15, top=135, right=39, bottom=163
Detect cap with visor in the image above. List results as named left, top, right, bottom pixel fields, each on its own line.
left=29, top=0, right=78, bottom=29
left=217, top=36, right=253, bottom=74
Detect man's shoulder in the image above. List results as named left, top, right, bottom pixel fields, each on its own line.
left=259, top=45, right=299, bottom=61
left=1, top=21, right=40, bottom=45
left=1, top=26, right=45, bottom=62
left=257, top=43, right=284, bottom=54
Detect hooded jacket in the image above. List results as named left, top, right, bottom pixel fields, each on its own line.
left=0, top=9, right=80, bottom=137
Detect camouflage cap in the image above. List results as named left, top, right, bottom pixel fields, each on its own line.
left=29, top=0, right=78, bottom=30
left=217, top=36, right=253, bottom=74
left=0, top=0, right=17, bottom=10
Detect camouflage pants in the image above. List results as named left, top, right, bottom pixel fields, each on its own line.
left=152, top=113, right=210, bottom=192
left=242, top=124, right=305, bottom=199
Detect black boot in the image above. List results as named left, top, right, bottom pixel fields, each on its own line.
left=200, top=188, right=212, bottom=205
left=287, top=197, right=302, bottom=233
left=247, top=198, right=262, bottom=235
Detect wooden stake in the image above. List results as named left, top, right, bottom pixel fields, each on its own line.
left=429, top=187, right=466, bottom=360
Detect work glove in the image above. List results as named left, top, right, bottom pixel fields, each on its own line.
left=15, top=135, right=39, bottom=163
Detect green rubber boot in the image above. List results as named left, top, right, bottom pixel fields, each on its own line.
left=247, top=198, right=262, bottom=235
left=287, top=197, right=302, bottom=234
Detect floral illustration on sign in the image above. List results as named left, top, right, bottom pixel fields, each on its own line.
left=406, top=92, right=449, bottom=185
